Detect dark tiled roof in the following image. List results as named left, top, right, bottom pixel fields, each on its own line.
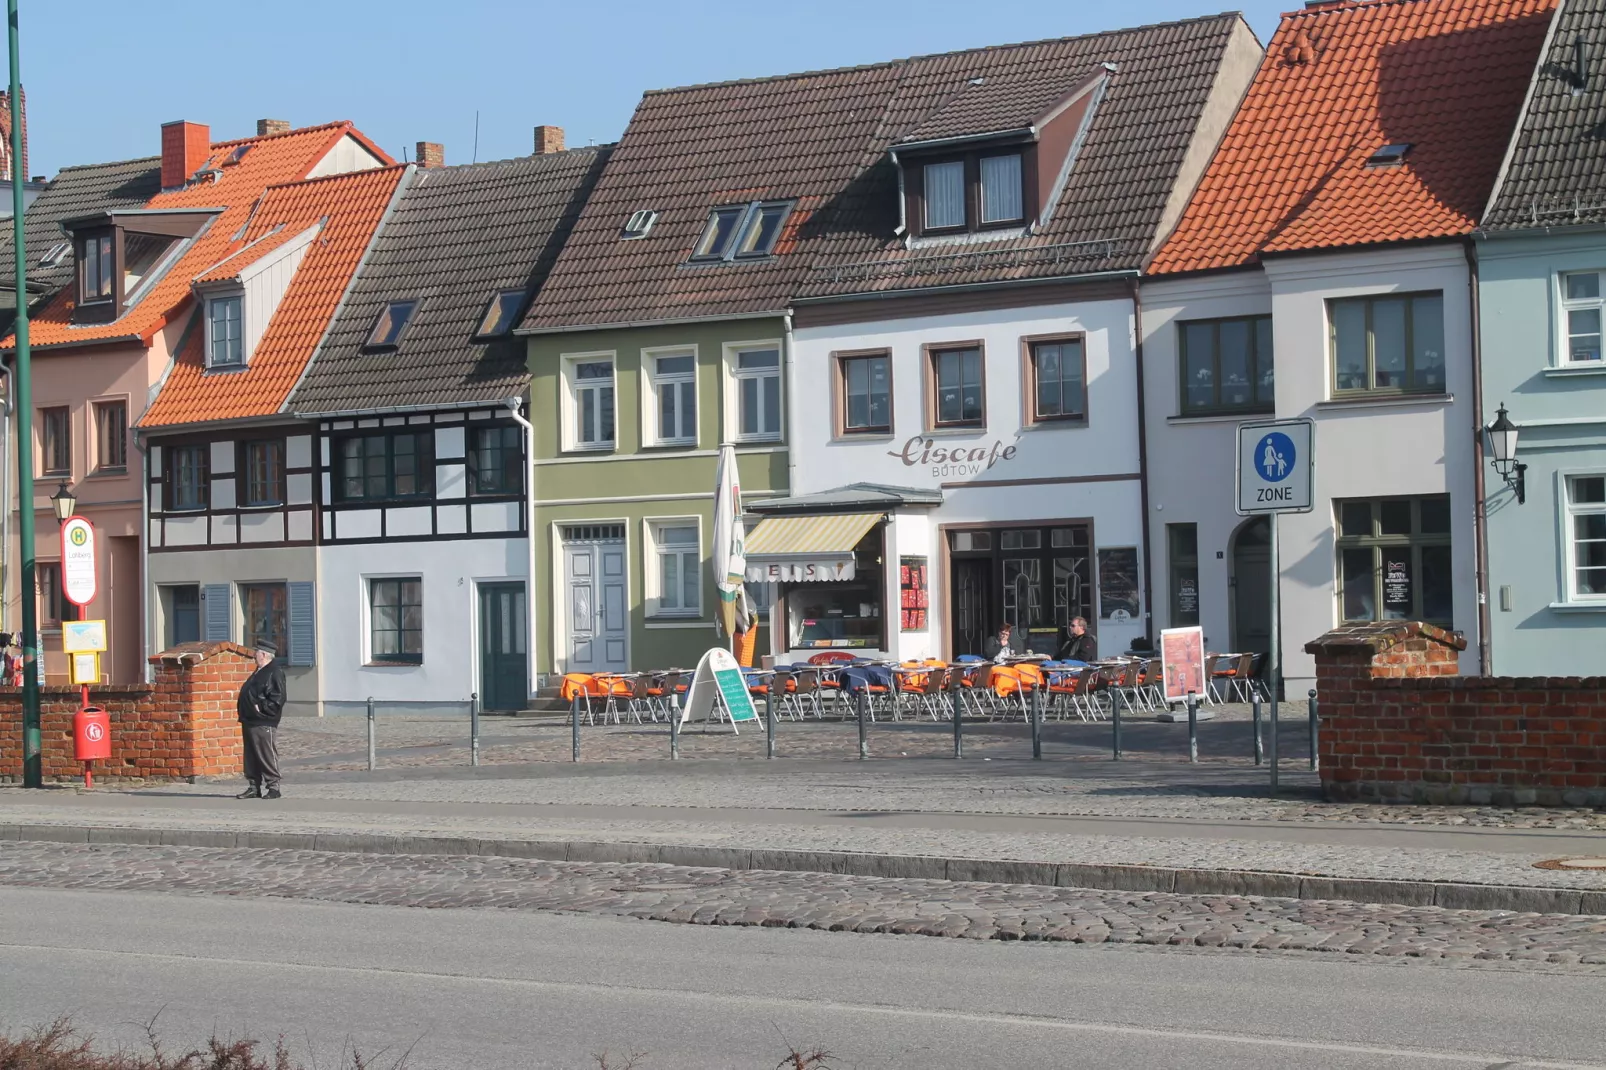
left=1483, top=0, right=1606, bottom=230
left=522, top=14, right=1248, bottom=330
left=290, top=147, right=610, bottom=415
left=0, top=155, right=161, bottom=298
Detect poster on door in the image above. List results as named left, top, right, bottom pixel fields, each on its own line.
left=899, top=555, right=928, bottom=632
left=1098, top=548, right=1139, bottom=623
left=1383, top=553, right=1412, bottom=615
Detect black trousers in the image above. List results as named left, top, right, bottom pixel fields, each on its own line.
left=241, top=724, right=280, bottom=789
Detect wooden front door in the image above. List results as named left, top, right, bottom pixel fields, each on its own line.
left=478, top=582, right=527, bottom=711
left=563, top=528, right=628, bottom=673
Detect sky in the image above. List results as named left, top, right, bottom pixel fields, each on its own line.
left=16, top=0, right=1290, bottom=178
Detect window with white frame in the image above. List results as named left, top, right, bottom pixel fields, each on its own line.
left=207, top=295, right=244, bottom=368
left=1567, top=475, right=1606, bottom=599
left=648, top=352, right=697, bottom=445
left=1561, top=272, right=1603, bottom=364
left=650, top=522, right=701, bottom=617
left=568, top=358, right=615, bottom=449
left=732, top=347, right=781, bottom=440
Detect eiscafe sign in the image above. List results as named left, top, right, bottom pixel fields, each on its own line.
left=887, top=435, right=1019, bottom=480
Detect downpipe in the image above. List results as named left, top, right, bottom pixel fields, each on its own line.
left=506, top=395, right=539, bottom=700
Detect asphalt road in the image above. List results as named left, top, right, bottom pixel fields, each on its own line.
left=2, top=887, right=1602, bottom=1070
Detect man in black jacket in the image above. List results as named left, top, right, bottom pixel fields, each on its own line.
left=1057, top=617, right=1097, bottom=663
left=237, top=643, right=287, bottom=799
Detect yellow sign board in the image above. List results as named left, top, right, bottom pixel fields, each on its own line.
left=69, top=651, right=100, bottom=686
left=62, top=620, right=107, bottom=654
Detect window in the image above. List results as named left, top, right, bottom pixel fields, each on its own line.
left=36, top=562, right=61, bottom=626
left=41, top=407, right=70, bottom=476
left=733, top=347, right=781, bottom=440
left=336, top=433, right=432, bottom=501
left=979, top=154, right=1024, bottom=224
left=123, top=232, right=177, bottom=295
left=40, top=241, right=70, bottom=268
left=839, top=353, right=891, bottom=434
left=369, top=578, right=423, bottom=663
left=1561, top=272, right=1603, bottom=364
left=1180, top=316, right=1274, bottom=414
left=1335, top=496, right=1452, bottom=625
left=1027, top=338, right=1085, bottom=421
left=241, top=440, right=285, bottom=507
left=923, top=161, right=965, bottom=230
left=468, top=425, right=522, bottom=495
left=649, top=352, right=697, bottom=445
left=690, top=201, right=792, bottom=262
left=1168, top=524, right=1200, bottom=627
left=1365, top=142, right=1412, bottom=168
left=571, top=359, right=615, bottom=449
left=78, top=233, right=113, bottom=301
left=164, top=585, right=200, bottom=648
left=93, top=401, right=127, bottom=472
left=475, top=290, right=524, bottom=338
left=650, top=523, right=701, bottom=617
left=242, top=584, right=287, bottom=654
left=1330, top=292, right=1444, bottom=395
left=1566, top=475, right=1606, bottom=599
left=168, top=445, right=209, bottom=511
left=207, top=295, right=244, bottom=368
left=930, top=345, right=984, bottom=428
left=621, top=209, right=658, bottom=240
left=365, top=299, right=419, bottom=349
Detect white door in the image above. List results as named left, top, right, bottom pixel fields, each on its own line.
left=564, top=528, right=628, bottom=672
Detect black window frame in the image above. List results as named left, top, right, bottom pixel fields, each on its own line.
left=838, top=352, right=892, bottom=435
left=908, top=149, right=1029, bottom=237
left=1335, top=496, right=1453, bottom=626
left=240, top=438, right=286, bottom=507
left=928, top=344, right=985, bottom=430
left=1329, top=291, right=1446, bottom=397
left=40, top=406, right=71, bottom=476
left=1026, top=336, right=1087, bottom=423
left=467, top=424, right=523, bottom=497
left=474, top=290, right=525, bottom=339
left=1168, top=523, right=1200, bottom=627
left=77, top=230, right=114, bottom=303
left=368, top=577, right=423, bottom=664
left=1178, top=315, right=1275, bottom=416
left=93, top=399, right=128, bottom=473
left=363, top=299, right=421, bottom=351
left=168, top=444, right=210, bottom=512
left=688, top=201, right=793, bottom=263
left=334, top=431, right=434, bottom=502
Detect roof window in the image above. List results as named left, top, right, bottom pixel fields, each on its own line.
left=476, top=290, right=525, bottom=337
left=1366, top=143, right=1413, bottom=168
left=622, top=210, right=658, bottom=240
left=39, top=241, right=70, bottom=268
left=689, top=201, right=792, bottom=263
left=223, top=145, right=252, bottom=167
left=365, top=299, right=419, bottom=350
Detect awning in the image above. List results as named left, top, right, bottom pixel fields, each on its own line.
left=744, top=512, right=882, bottom=583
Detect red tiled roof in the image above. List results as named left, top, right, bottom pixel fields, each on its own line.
left=138, top=164, right=407, bottom=427
left=1148, top=0, right=1554, bottom=276
left=12, top=122, right=391, bottom=350
left=192, top=224, right=317, bottom=284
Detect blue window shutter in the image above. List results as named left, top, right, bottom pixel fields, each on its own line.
left=202, top=584, right=231, bottom=643
left=287, top=581, right=316, bottom=667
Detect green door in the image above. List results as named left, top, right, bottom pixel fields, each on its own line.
left=479, top=583, right=527, bottom=711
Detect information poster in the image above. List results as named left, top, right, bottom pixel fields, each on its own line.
left=1383, top=553, right=1412, bottom=616
left=1098, top=548, right=1140, bottom=623
left=1160, top=625, right=1206, bottom=703
left=899, top=555, right=929, bottom=632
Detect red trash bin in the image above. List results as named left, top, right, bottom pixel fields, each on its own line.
left=74, top=707, right=110, bottom=788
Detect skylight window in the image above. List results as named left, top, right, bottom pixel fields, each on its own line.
left=476, top=290, right=525, bottom=337
left=622, top=209, right=659, bottom=240
left=1366, top=143, right=1413, bottom=168
left=365, top=299, right=419, bottom=350
left=223, top=145, right=252, bottom=167
left=689, top=201, right=793, bottom=263
left=39, top=241, right=70, bottom=268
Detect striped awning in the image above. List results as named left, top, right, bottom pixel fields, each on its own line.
left=744, top=512, right=882, bottom=582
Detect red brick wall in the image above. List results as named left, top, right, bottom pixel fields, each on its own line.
left=0, top=641, right=254, bottom=783
left=1308, top=622, right=1606, bottom=806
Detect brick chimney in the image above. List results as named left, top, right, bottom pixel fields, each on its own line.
left=416, top=141, right=444, bottom=169
left=161, top=120, right=211, bottom=189
left=256, top=118, right=291, bottom=136
left=534, top=125, right=565, bottom=155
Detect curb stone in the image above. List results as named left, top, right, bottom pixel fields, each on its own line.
left=0, top=822, right=1598, bottom=916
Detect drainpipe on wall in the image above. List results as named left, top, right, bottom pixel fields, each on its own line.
left=1465, top=240, right=1492, bottom=676
left=778, top=311, right=797, bottom=651
left=506, top=395, right=538, bottom=699
left=131, top=426, right=151, bottom=682
left=1, top=361, right=12, bottom=634
left=1129, top=279, right=1155, bottom=642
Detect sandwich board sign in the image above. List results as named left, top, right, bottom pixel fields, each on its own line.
left=1236, top=419, right=1314, bottom=515
left=681, top=646, right=760, bottom=731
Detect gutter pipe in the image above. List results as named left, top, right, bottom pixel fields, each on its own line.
left=506, top=395, right=538, bottom=699
left=1465, top=241, right=1493, bottom=675
left=1129, top=279, right=1155, bottom=642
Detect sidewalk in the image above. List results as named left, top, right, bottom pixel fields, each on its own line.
left=4, top=753, right=1604, bottom=914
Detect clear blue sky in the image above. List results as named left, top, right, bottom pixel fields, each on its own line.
left=16, top=1, right=1288, bottom=177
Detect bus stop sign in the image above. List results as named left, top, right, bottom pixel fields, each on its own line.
left=1236, top=419, right=1314, bottom=515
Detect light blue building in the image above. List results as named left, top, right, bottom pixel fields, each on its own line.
left=1476, top=0, right=1606, bottom=675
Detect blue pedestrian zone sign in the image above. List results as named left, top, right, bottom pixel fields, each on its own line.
left=1237, top=420, right=1313, bottom=515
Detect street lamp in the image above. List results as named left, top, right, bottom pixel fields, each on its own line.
left=50, top=480, right=76, bottom=525
left=1485, top=403, right=1526, bottom=505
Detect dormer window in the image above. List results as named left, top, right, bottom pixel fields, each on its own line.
left=206, top=294, right=244, bottom=368
left=911, top=151, right=1027, bottom=236
left=475, top=290, right=524, bottom=338
left=689, top=201, right=792, bottom=263
left=123, top=232, right=180, bottom=299
left=79, top=233, right=114, bottom=302
left=365, top=299, right=419, bottom=350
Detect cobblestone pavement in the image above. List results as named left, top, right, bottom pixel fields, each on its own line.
left=2, top=841, right=1603, bottom=968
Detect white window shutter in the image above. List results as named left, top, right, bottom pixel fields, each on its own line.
left=287, top=581, right=316, bottom=667
left=202, top=584, right=231, bottom=643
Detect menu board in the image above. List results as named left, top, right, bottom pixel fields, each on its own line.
left=899, top=555, right=929, bottom=632
left=1177, top=577, right=1199, bottom=619
left=1383, top=553, right=1412, bottom=615
left=1098, top=547, right=1140, bottom=623
left=1160, top=625, right=1206, bottom=703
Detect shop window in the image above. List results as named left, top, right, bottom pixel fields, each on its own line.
left=1168, top=523, right=1200, bottom=627
left=1335, top=496, right=1452, bottom=624
left=1330, top=292, right=1444, bottom=396
left=1179, top=316, right=1273, bottom=414
left=784, top=536, right=884, bottom=650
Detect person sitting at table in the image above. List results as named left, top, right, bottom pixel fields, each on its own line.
left=985, top=622, right=1025, bottom=663
left=1057, top=617, right=1097, bottom=663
